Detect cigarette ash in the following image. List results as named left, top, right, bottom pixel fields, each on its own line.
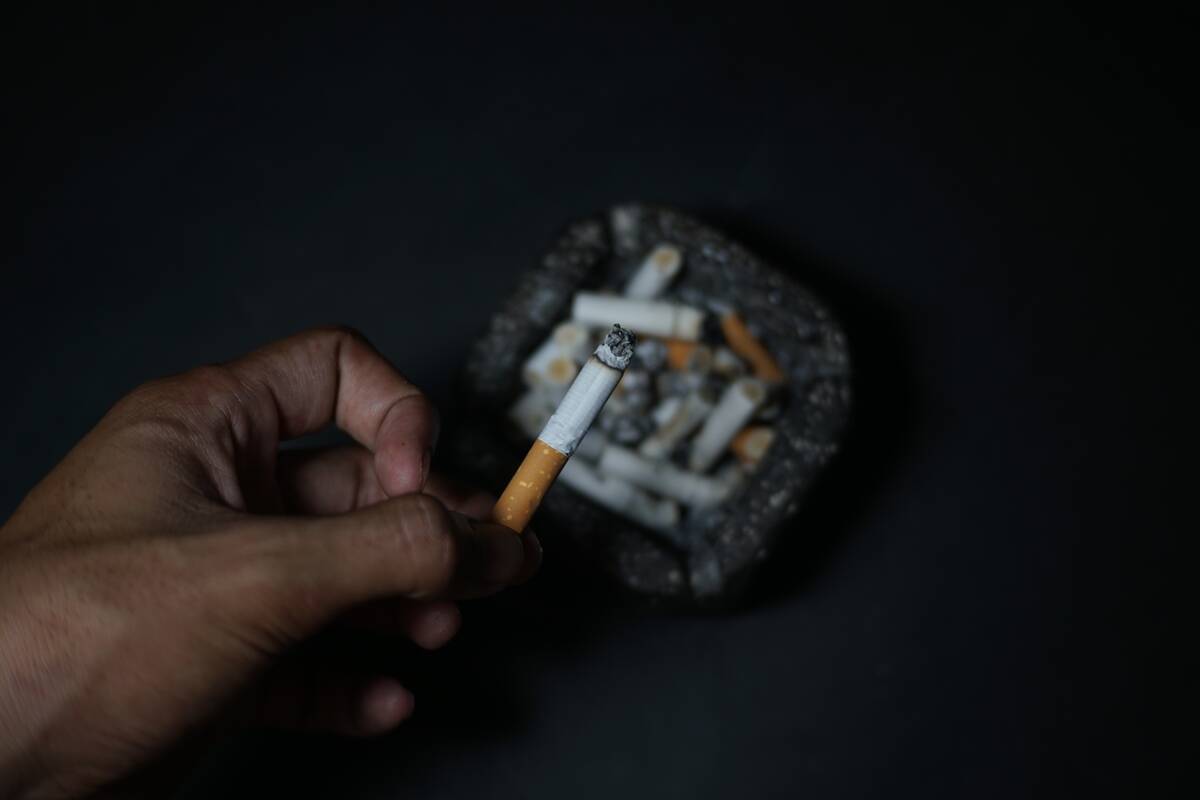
left=595, top=324, right=636, bottom=369
left=451, top=205, right=851, bottom=607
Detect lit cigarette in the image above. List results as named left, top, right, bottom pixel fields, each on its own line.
left=638, top=390, right=714, bottom=460
left=493, top=324, right=636, bottom=533
left=598, top=445, right=733, bottom=508
left=688, top=377, right=769, bottom=472
left=719, top=312, right=784, bottom=383
left=558, top=459, right=680, bottom=531
left=730, top=425, right=776, bottom=467
left=572, top=292, right=705, bottom=341
left=624, top=244, right=683, bottom=299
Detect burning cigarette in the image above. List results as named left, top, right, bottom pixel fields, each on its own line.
left=688, top=377, right=769, bottom=472
left=598, top=445, right=733, bottom=508
left=558, top=459, right=680, bottom=531
left=719, top=312, right=785, bottom=383
left=639, top=390, right=714, bottom=460
left=572, top=292, right=705, bottom=341
left=493, top=324, right=636, bottom=533
left=624, top=244, right=683, bottom=299
left=730, top=425, right=776, bottom=467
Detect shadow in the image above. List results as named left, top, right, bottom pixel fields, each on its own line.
left=695, top=209, right=921, bottom=610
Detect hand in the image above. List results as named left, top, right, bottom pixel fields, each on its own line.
left=0, top=327, right=540, bottom=799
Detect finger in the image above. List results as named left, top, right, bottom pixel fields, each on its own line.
left=255, top=667, right=414, bottom=737
left=341, top=598, right=462, bottom=649
left=216, top=494, right=528, bottom=642
left=277, top=446, right=385, bottom=515
left=422, top=473, right=542, bottom=585
left=422, top=472, right=496, bottom=519
left=214, top=326, right=438, bottom=495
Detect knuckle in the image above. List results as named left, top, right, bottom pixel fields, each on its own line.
left=394, top=495, right=458, bottom=593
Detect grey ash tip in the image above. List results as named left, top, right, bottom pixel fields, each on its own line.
left=595, top=323, right=636, bottom=369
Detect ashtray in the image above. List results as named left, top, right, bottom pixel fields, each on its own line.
left=447, top=204, right=851, bottom=606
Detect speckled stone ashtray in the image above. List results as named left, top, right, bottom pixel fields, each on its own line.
left=447, top=204, right=851, bottom=606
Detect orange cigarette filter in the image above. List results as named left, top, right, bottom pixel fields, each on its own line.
left=719, top=312, right=785, bottom=383
left=730, top=425, right=775, bottom=466
left=664, top=339, right=696, bottom=370
left=493, top=442, right=568, bottom=533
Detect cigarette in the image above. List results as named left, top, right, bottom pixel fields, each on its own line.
left=638, top=390, right=715, bottom=460
left=664, top=340, right=713, bottom=372
left=493, top=324, right=636, bottom=533
left=507, top=390, right=552, bottom=440
left=558, top=459, right=680, bottom=531
left=598, top=445, right=733, bottom=508
left=712, top=346, right=747, bottom=378
left=650, top=395, right=684, bottom=427
left=573, top=428, right=608, bottom=462
left=688, top=377, right=769, bottom=472
left=572, top=292, right=705, bottom=341
left=522, top=323, right=591, bottom=400
left=624, top=244, right=683, bottom=299
left=719, top=312, right=785, bottom=383
left=730, top=425, right=776, bottom=466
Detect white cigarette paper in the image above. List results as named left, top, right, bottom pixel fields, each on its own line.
left=688, top=377, right=769, bottom=472
left=572, top=292, right=705, bottom=341
left=537, top=325, right=636, bottom=456
left=639, top=391, right=714, bottom=460
left=624, top=244, right=683, bottom=299
left=599, top=445, right=733, bottom=508
left=558, top=459, right=680, bottom=530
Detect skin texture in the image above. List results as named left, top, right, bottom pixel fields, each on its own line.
left=0, top=327, right=540, bottom=799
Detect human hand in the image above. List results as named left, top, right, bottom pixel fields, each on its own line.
left=0, top=327, right=539, bottom=799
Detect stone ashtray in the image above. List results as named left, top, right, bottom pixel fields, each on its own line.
left=447, top=204, right=851, bottom=606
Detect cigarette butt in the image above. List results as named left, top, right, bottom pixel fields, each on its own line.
left=639, top=391, right=714, bottom=460
left=523, top=325, right=587, bottom=400
left=719, top=312, right=784, bottom=383
left=712, top=346, right=747, bottom=378
left=508, top=391, right=553, bottom=440
left=650, top=395, right=684, bottom=427
left=492, top=324, right=636, bottom=533
left=624, top=244, right=683, bottom=299
left=689, top=377, right=769, bottom=472
left=493, top=442, right=569, bottom=533
left=598, top=445, right=733, bottom=508
left=664, top=340, right=712, bottom=372
left=558, top=459, right=679, bottom=531
left=572, top=292, right=705, bottom=341
left=730, top=425, right=776, bottom=466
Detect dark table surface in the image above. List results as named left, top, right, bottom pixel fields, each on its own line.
left=3, top=5, right=1190, bottom=797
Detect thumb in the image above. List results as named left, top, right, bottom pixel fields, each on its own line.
left=212, top=494, right=530, bottom=642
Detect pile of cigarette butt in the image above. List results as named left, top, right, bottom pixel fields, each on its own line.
left=508, top=243, right=786, bottom=534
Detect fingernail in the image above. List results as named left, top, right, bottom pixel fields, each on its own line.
left=452, top=513, right=525, bottom=584
left=420, top=448, right=432, bottom=486
left=512, top=530, right=543, bottom=585
left=481, top=527, right=525, bottom=583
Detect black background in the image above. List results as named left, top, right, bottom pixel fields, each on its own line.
left=2, top=4, right=1192, bottom=797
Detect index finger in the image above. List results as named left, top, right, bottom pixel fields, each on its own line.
left=225, top=326, right=438, bottom=496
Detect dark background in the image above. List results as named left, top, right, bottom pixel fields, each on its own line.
left=2, top=4, right=1192, bottom=797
